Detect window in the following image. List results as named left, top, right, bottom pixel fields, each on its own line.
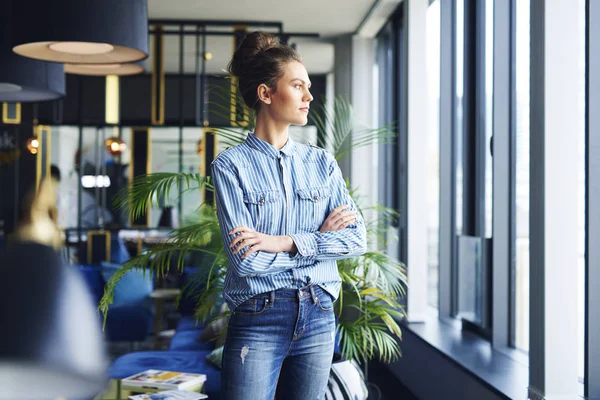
left=376, top=10, right=406, bottom=263
left=514, top=0, right=530, bottom=353
left=577, top=0, right=585, bottom=382
left=455, top=0, right=464, bottom=237
left=426, top=0, right=441, bottom=308
left=454, top=0, right=493, bottom=333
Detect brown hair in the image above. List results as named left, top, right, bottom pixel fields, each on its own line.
left=227, top=31, right=302, bottom=111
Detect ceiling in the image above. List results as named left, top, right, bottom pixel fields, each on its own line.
left=144, top=0, right=380, bottom=75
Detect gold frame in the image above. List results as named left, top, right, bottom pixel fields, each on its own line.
left=151, top=25, right=165, bottom=126
left=105, top=75, right=120, bottom=124
left=35, top=125, right=51, bottom=189
left=230, top=26, right=250, bottom=128
left=2, top=103, right=21, bottom=124
left=86, top=230, right=111, bottom=264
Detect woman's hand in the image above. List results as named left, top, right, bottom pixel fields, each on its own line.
left=229, top=226, right=295, bottom=259
left=319, top=205, right=357, bottom=233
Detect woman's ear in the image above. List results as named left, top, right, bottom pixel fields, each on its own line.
left=257, top=83, right=272, bottom=105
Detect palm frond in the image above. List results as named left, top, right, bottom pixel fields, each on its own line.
left=309, top=96, right=396, bottom=161
left=114, top=173, right=209, bottom=221
left=211, top=127, right=247, bottom=148
left=361, top=252, right=407, bottom=297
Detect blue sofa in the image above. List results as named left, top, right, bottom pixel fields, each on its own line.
left=76, top=264, right=153, bottom=343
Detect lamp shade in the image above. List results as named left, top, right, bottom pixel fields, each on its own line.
left=65, top=62, right=144, bottom=76
left=0, top=2, right=65, bottom=102
left=12, top=0, right=148, bottom=64
left=0, top=242, right=108, bottom=398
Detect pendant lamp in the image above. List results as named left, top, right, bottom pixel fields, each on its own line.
left=12, top=0, right=148, bottom=65
left=64, top=63, right=144, bottom=76
left=0, top=2, right=65, bottom=102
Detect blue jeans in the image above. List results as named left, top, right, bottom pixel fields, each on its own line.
left=221, top=285, right=336, bottom=400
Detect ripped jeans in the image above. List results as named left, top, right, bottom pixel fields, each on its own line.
left=221, top=285, right=336, bottom=400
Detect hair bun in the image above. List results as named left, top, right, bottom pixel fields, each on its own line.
left=228, top=31, right=280, bottom=77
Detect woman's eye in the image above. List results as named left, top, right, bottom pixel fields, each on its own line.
left=295, top=84, right=302, bottom=89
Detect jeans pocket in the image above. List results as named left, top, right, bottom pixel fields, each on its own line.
left=316, top=290, right=334, bottom=312
left=233, top=297, right=269, bottom=315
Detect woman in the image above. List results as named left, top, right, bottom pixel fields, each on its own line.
left=211, top=31, right=367, bottom=400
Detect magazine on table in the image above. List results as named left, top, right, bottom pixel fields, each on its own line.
left=128, top=390, right=208, bottom=400
left=122, top=369, right=207, bottom=390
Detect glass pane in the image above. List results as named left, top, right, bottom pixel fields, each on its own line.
left=150, top=127, right=206, bottom=228
left=50, top=126, right=82, bottom=230
left=455, top=0, right=464, bottom=235
left=427, top=0, right=441, bottom=309
left=578, top=0, right=585, bottom=382
left=514, top=0, right=530, bottom=352
left=485, top=0, right=494, bottom=239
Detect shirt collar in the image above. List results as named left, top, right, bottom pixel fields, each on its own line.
left=246, top=132, right=296, bottom=158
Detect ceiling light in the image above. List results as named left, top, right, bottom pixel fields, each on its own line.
left=48, top=42, right=114, bottom=56
left=26, top=137, right=40, bottom=155
left=12, top=0, right=148, bottom=64
left=81, top=175, right=111, bottom=188
left=105, top=137, right=127, bottom=156
left=65, top=63, right=144, bottom=76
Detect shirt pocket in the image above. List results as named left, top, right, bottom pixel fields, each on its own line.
left=296, top=186, right=332, bottom=231
left=243, top=189, right=282, bottom=234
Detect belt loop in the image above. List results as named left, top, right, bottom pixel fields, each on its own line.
left=309, top=285, right=317, bottom=305
left=269, top=290, right=275, bottom=307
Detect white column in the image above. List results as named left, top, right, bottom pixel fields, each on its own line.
left=350, top=36, right=378, bottom=237
left=405, top=0, right=429, bottom=322
left=529, top=0, right=581, bottom=398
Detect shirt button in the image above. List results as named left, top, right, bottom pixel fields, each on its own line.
left=259, top=198, right=265, bottom=205
left=314, top=196, right=319, bottom=201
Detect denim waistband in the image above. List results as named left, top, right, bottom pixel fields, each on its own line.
left=252, top=284, right=326, bottom=302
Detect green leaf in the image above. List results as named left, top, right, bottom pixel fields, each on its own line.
left=114, top=173, right=209, bottom=221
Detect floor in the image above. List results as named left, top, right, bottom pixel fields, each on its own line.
left=366, top=361, right=419, bottom=400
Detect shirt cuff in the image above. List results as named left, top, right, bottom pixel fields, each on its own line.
left=288, top=233, right=318, bottom=257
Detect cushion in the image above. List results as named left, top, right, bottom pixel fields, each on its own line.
left=176, top=315, right=205, bottom=332
left=76, top=265, right=105, bottom=305
left=110, top=235, right=131, bottom=264
left=101, top=261, right=153, bottom=307
left=169, top=330, right=214, bottom=351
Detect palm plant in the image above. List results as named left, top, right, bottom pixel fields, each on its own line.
left=99, top=88, right=407, bottom=364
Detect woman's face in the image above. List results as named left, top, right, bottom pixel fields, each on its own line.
left=261, top=60, right=314, bottom=126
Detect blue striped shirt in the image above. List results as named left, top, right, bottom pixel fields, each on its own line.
left=211, top=132, right=367, bottom=311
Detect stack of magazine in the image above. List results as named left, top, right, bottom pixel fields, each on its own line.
left=128, top=390, right=208, bottom=400
left=122, top=369, right=207, bottom=395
